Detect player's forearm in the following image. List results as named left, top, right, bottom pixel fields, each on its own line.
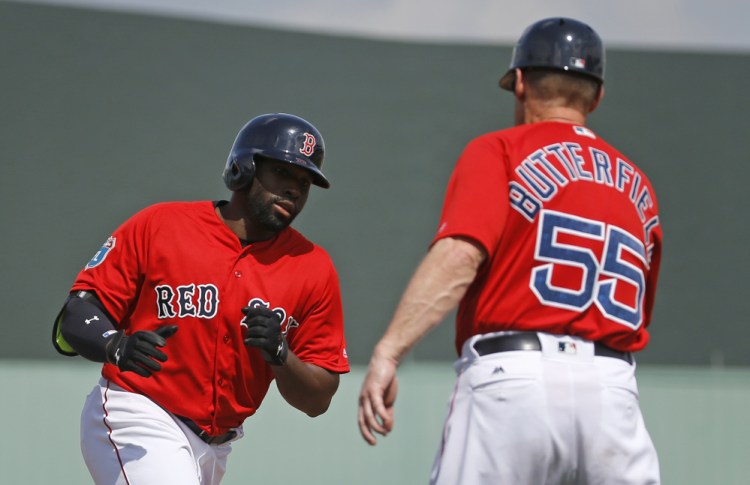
left=375, top=237, right=485, bottom=364
left=273, top=354, right=340, bottom=417
left=59, top=294, right=118, bottom=362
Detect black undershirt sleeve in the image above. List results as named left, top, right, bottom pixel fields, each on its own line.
left=59, top=293, right=119, bottom=363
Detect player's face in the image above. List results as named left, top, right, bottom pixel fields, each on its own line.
left=247, top=159, right=313, bottom=232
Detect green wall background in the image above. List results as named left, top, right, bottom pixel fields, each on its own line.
left=3, top=361, right=750, bottom=484
left=1, top=2, right=749, bottom=366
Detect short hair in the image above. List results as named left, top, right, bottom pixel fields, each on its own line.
left=522, top=68, right=601, bottom=112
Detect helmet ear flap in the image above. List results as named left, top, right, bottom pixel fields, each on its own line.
left=223, top=156, right=256, bottom=191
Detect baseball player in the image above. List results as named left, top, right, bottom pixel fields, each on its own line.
left=52, top=113, right=349, bottom=484
left=358, top=18, right=662, bottom=484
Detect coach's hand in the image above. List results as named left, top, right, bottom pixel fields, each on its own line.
left=358, top=350, right=399, bottom=446
left=105, top=325, right=178, bottom=377
left=242, top=306, right=288, bottom=366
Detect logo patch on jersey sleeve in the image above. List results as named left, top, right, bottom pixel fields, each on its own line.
left=85, top=236, right=116, bottom=269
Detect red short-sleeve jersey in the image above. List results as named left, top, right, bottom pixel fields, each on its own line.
left=433, top=122, right=662, bottom=354
left=72, top=201, right=349, bottom=435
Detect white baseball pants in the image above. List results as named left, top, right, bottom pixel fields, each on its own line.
left=430, top=332, right=660, bottom=485
left=80, top=379, right=241, bottom=485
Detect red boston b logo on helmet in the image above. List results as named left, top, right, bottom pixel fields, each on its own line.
left=300, top=133, right=316, bottom=157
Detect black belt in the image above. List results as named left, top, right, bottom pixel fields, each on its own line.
left=473, top=332, right=632, bottom=365
left=176, top=416, right=237, bottom=445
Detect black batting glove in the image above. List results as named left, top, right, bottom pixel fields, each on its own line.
left=105, top=325, right=178, bottom=377
left=242, top=306, right=288, bottom=366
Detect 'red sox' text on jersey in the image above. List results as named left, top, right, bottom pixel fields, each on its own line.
left=433, top=121, right=662, bottom=353
left=71, top=201, right=349, bottom=436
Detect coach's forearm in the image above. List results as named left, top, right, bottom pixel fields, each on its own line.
left=273, top=354, right=340, bottom=417
left=375, top=237, right=485, bottom=364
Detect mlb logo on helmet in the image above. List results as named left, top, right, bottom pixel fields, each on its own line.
left=570, top=57, right=586, bottom=69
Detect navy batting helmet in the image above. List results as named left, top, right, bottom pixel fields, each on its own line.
left=223, top=113, right=329, bottom=191
left=499, top=17, right=605, bottom=91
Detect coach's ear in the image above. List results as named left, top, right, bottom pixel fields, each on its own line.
left=589, top=84, right=605, bottom=113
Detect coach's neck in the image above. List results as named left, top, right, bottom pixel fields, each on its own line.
left=512, top=68, right=603, bottom=126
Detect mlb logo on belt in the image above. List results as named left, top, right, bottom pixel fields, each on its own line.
left=558, top=342, right=578, bottom=355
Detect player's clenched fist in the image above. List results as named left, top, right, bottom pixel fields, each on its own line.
left=105, top=325, right=178, bottom=377
left=242, top=306, right=288, bottom=365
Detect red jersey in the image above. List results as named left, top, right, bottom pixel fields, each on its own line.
left=72, top=201, right=349, bottom=435
left=433, top=122, right=662, bottom=354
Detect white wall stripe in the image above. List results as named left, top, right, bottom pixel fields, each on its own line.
left=6, top=0, right=750, bottom=52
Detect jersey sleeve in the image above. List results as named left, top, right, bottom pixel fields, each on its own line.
left=642, top=191, right=663, bottom=329
left=70, top=206, right=152, bottom=326
left=287, top=254, right=349, bottom=374
left=432, top=135, right=510, bottom=257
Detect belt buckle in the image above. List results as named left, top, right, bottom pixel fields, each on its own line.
left=205, top=429, right=236, bottom=445
left=207, top=430, right=237, bottom=445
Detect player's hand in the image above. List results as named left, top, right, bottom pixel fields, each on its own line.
left=242, top=306, right=288, bottom=366
left=358, top=350, right=399, bottom=446
left=105, top=325, right=178, bottom=377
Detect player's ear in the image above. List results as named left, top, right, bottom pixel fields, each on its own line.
left=514, top=68, right=526, bottom=99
